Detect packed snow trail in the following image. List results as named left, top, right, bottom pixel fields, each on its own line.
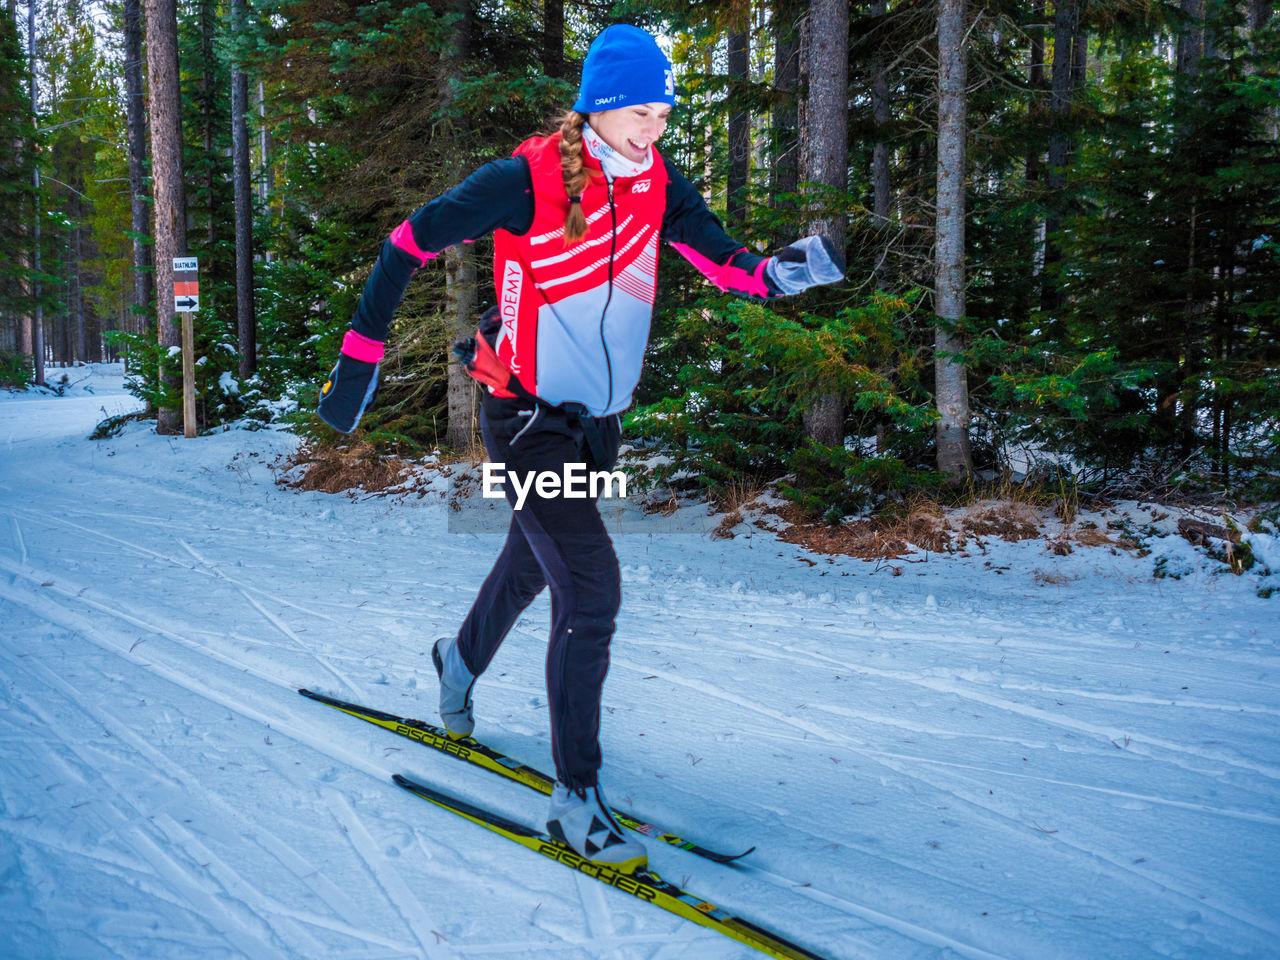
left=1, top=366, right=1277, bottom=960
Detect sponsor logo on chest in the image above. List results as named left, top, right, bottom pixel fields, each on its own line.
left=631, top=180, right=651, bottom=194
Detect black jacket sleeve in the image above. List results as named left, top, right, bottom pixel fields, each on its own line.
left=659, top=157, right=782, bottom=299
left=349, top=157, right=535, bottom=343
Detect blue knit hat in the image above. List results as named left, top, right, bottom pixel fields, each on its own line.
left=572, top=25, right=675, bottom=114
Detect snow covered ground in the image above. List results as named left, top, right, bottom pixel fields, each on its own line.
left=1, top=365, right=1277, bottom=960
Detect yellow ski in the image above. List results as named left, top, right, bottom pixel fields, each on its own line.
left=300, top=688, right=753, bottom=863
left=392, top=774, right=830, bottom=960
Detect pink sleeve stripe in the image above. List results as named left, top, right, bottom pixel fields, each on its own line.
left=669, top=242, right=769, bottom=298
left=390, top=220, right=438, bottom=266
left=341, top=329, right=385, bottom=363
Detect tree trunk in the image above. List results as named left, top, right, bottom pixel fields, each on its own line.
left=27, top=0, right=43, bottom=385
left=801, top=0, right=848, bottom=248
left=542, top=0, right=563, bottom=80
left=85, top=249, right=101, bottom=362
left=870, top=0, right=890, bottom=226
left=771, top=0, right=800, bottom=237
left=1042, top=0, right=1085, bottom=315
left=1027, top=0, right=1044, bottom=280
left=702, top=44, right=715, bottom=196
left=72, top=216, right=85, bottom=363
left=144, top=0, right=188, bottom=435
left=934, top=0, right=972, bottom=481
left=799, top=0, right=848, bottom=447
left=59, top=251, right=68, bottom=365
left=1174, top=0, right=1205, bottom=457
left=231, top=0, right=255, bottom=378
left=727, top=29, right=749, bottom=226
left=870, top=0, right=892, bottom=289
left=1047, top=0, right=1082, bottom=188
left=442, top=0, right=480, bottom=451
left=200, top=0, right=216, bottom=248
left=69, top=143, right=100, bottom=363
left=18, top=272, right=32, bottom=357
left=1248, top=0, right=1277, bottom=138
left=444, top=246, right=479, bottom=450
left=1175, top=0, right=1204, bottom=82
left=257, top=81, right=273, bottom=210
left=802, top=394, right=845, bottom=448
left=124, top=0, right=153, bottom=359
left=55, top=234, right=69, bottom=364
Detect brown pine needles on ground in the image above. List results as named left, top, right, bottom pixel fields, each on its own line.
left=274, top=442, right=412, bottom=495
left=765, top=497, right=1128, bottom=561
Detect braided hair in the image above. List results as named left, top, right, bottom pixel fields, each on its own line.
left=558, top=111, right=591, bottom=243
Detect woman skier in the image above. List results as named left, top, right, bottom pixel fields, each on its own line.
left=318, top=24, right=844, bottom=874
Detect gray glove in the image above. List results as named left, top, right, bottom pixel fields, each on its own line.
left=764, top=235, right=846, bottom=295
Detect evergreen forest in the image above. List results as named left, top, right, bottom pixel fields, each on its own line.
left=2, top=0, right=1277, bottom=516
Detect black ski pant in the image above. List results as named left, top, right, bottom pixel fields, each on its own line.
left=454, top=394, right=622, bottom=789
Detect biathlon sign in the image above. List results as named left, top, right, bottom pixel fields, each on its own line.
left=173, top=257, right=199, bottom=312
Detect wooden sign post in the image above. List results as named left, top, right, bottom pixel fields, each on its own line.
left=173, top=257, right=199, bottom=438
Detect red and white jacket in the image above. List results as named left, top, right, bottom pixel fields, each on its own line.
left=344, top=131, right=781, bottom=417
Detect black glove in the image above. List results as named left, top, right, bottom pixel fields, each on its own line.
left=318, top=333, right=382, bottom=433
left=764, top=235, right=846, bottom=295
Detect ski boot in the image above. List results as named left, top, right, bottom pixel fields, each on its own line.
left=432, top=636, right=476, bottom=739
left=546, top=782, right=647, bottom=874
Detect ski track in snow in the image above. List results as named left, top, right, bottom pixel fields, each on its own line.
left=0, top=539, right=880, bottom=958
left=633, top=619, right=1280, bottom=803
left=320, top=789, right=454, bottom=960
left=1, top=644, right=419, bottom=957
left=1, top=502, right=348, bottom=626
left=2, top=369, right=1278, bottom=960
left=175, top=536, right=358, bottom=696
left=2, top=679, right=293, bottom=959
left=613, top=648, right=1280, bottom=941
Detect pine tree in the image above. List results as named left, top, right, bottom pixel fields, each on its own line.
left=1024, top=2, right=1280, bottom=487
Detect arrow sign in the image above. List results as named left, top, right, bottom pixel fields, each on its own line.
left=173, top=256, right=199, bottom=313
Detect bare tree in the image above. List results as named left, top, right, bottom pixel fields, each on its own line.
left=934, top=0, right=972, bottom=480
left=231, top=0, right=255, bottom=377
left=799, top=0, right=848, bottom=447
left=144, top=0, right=188, bottom=435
